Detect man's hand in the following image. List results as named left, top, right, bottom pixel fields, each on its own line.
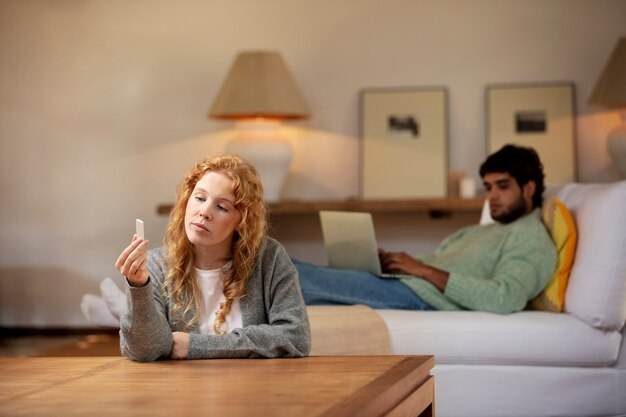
left=171, top=332, right=190, bottom=360
left=379, top=249, right=450, bottom=291
left=379, top=250, right=429, bottom=276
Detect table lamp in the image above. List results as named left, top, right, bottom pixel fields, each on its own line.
left=210, top=51, right=309, bottom=202
left=588, top=37, right=626, bottom=179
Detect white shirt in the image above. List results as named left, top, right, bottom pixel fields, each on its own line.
left=196, top=263, right=242, bottom=335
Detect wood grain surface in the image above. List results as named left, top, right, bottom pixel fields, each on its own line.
left=0, top=355, right=434, bottom=417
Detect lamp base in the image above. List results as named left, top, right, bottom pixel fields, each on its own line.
left=226, top=121, right=292, bottom=202
left=607, top=112, right=626, bottom=179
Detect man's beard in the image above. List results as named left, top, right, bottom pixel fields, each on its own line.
left=492, top=194, right=529, bottom=224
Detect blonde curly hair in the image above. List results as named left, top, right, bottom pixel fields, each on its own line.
left=163, top=154, right=267, bottom=334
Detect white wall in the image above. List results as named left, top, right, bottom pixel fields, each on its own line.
left=1, top=0, right=624, bottom=327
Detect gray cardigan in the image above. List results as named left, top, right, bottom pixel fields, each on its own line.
left=119, top=237, right=311, bottom=361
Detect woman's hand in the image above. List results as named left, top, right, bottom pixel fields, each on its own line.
left=115, top=235, right=149, bottom=287
left=171, top=332, right=190, bottom=360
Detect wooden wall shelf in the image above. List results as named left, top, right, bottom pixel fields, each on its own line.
left=157, top=197, right=484, bottom=217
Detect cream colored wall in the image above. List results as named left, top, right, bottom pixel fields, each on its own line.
left=1, top=0, right=624, bottom=326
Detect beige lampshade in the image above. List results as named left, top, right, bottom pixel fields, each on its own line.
left=588, top=37, right=626, bottom=108
left=210, top=51, right=309, bottom=120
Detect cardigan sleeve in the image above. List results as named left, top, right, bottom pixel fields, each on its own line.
left=119, top=249, right=173, bottom=361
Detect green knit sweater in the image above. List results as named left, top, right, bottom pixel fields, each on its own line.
left=400, top=209, right=556, bottom=314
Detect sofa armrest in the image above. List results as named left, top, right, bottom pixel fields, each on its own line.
left=307, top=305, right=391, bottom=355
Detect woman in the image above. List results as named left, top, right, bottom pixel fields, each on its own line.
left=115, top=154, right=310, bottom=361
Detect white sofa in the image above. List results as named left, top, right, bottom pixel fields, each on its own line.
left=78, top=181, right=625, bottom=416
left=373, top=181, right=626, bottom=417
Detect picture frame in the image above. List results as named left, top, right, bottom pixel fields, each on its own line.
left=360, top=87, right=448, bottom=199
left=486, top=82, right=577, bottom=185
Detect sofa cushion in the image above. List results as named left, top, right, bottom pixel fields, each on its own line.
left=549, top=181, right=626, bottom=331
left=527, top=197, right=577, bottom=312
left=377, top=309, right=622, bottom=366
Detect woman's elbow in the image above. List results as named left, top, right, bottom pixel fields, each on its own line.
left=295, top=326, right=312, bottom=357
left=120, top=338, right=169, bottom=362
left=283, top=325, right=311, bottom=357
left=295, top=337, right=311, bottom=357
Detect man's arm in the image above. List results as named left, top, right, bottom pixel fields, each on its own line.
left=442, top=229, right=555, bottom=314
left=382, top=216, right=557, bottom=314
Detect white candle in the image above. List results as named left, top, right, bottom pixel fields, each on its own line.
left=460, top=177, right=477, bottom=198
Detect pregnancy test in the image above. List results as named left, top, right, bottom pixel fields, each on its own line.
left=136, top=219, right=145, bottom=240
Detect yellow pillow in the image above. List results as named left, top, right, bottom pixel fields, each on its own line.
left=528, top=197, right=578, bottom=312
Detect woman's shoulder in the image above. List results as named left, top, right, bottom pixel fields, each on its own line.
left=262, top=236, right=281, bottom=249
left=257, top=236, right=292, bottom=266
left=259, top=236, right=288, bottom=256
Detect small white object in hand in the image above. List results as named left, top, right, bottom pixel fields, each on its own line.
left=136, top=219, right=145, bottom=240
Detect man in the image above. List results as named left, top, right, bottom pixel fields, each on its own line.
left=295, top=144, right=557, bottom=314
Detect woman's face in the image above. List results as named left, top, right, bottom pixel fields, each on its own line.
left=184, top=171, right=242, bottom=255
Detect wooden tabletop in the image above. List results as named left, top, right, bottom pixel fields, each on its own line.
left=0, top=355, right=434, bottom=417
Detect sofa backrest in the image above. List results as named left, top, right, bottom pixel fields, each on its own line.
left=547, top=181, right=626, bottom=332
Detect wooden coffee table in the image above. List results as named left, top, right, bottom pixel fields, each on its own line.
left=0, top=355, right=434, bottom=416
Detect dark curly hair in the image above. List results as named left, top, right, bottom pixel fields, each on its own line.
left=479, top=144, right=545, bottom=209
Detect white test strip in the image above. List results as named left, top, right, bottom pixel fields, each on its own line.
left=136, top=219, right=145, bottom=240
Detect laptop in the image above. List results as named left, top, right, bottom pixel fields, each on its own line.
left=319, top=210, right=398, bottom=278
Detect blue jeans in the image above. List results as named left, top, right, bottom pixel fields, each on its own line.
left=293, top=259, right=433, bottom=310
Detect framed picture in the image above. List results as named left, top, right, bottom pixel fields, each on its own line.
left=487, top=83, right=576, bottom=185
left=360, top=87, right=448, bottom=199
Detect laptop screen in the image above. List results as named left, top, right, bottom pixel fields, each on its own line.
left=319, top=210, right=383, bottom=275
